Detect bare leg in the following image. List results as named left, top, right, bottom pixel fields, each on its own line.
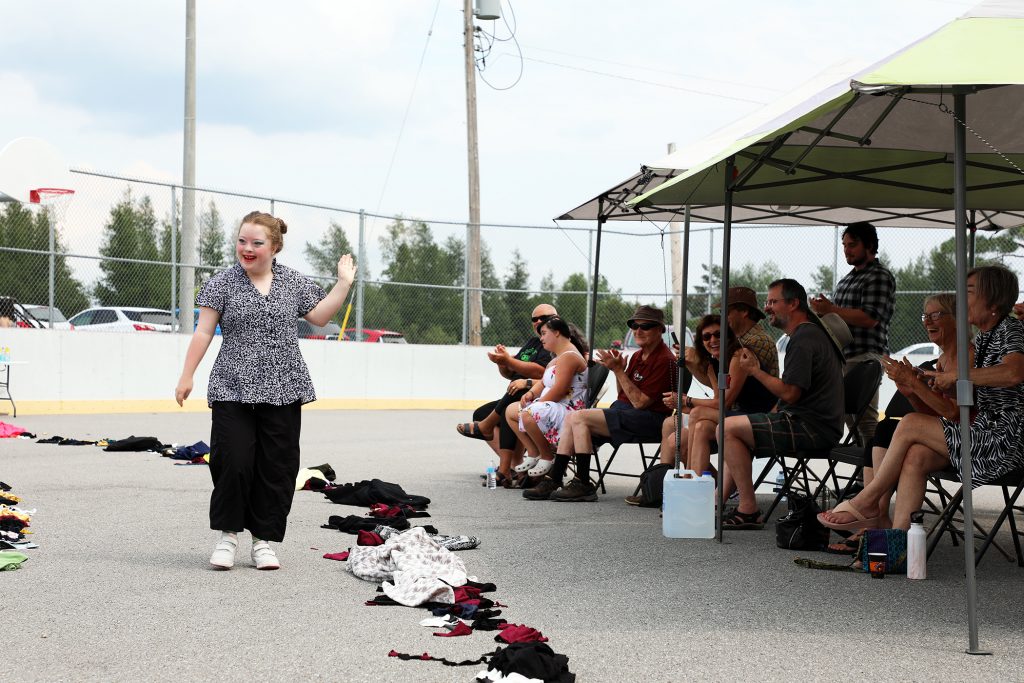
left=891, top=443, right=948, bottom=529
left=722, top=415, right=757, bottom=515
left=688, top=417, right=719, bottom=475
left=506, top=403, right=539, bottom=458
left=521, top=410, right=554, bottom=461
left=821, top=413, right=947, bottom=524
left=867, top=446, right=894, bottom=524
left=556, top=411, right=576, bottom=456
left=660, top=415, right=680, bottom=465
left=568, top=408, right=611, bottom=455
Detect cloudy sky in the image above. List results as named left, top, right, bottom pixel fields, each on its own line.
left=0, top=0, right=980, bottom=293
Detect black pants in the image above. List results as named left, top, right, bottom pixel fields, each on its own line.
left=474, top=388, right=528, bottom=450
left=209, top=401, right=302, bottom=542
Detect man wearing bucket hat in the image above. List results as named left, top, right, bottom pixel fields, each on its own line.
left=810, top=222, right=895, bottom=444
left=717, top=278, right=844, bottom=529
left=523, top=304, right=676, bottom=502
left=715, top=286, right=779, bottom=379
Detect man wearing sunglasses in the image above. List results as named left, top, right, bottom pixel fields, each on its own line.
left=524, top=305, right=675, bottom=502
left=457, top=304, right=557, bottom=465
left=717, top=279, right=844, bottom=529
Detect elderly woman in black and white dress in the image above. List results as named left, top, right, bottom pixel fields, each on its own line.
left=176, top=211, right=356, bottom=570
left=820, top=265, right=1024, bottom=532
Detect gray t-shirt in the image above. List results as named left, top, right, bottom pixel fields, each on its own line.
left=779, top=321, right=844, bottom=442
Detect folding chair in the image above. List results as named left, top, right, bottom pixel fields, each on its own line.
left=762, top=359, right=883, bottom=521
left=924, top=467, right=1024, bottom=567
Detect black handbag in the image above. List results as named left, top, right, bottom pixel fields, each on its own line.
left=775, top=492, right=830, bottom=550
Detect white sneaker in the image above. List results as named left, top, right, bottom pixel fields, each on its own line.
left=209, top=533, right=238, bottom=570
left=251, top=540, right=280, bottom=570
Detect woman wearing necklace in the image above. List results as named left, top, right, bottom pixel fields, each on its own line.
left=176, top=211, right=356, bottom=570
left=820, top=265, right=1024, bottom=532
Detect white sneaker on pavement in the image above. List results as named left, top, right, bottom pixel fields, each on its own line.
left=251, top=539, right=280, bottom=570
left=209, top=532, right=238, bottom=570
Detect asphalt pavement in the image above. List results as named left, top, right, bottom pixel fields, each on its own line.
left=2, top=409, right=1022, bottom=682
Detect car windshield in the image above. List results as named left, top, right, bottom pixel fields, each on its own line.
left=124, top=310, right=174, bottom=326
left=26, top=306, right=67, bottom=323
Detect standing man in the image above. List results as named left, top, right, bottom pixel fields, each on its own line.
left=810, top=222, right=895, bottom=442
left=718, top=286, right=779, bottom=378
left=456, top=304, right=556, bottom=479
left=719, top=279, right=844, bottom=529
left=523, top=305, right=675, bottom=502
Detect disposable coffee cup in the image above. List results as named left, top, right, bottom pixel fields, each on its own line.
left=868, top=552, right=886, bottom=578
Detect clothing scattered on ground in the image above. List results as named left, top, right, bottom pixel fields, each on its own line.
left=434, top=621, right=474, bottom=637
left=323, top=514, right=414, bottom=534
left=346, top=527, right=468, bottom=605
left=0, top=421, right=33, bottom=438
left=103, top=436, right=167, bottom=452
left=37, top=435, right=95, bottom=445
left=323, top=550, right=350, bottom=561
left=323, top=479, right=430, bottom=509
left=162, top=441, right=210, bottom=460
left=0, top=551, right=28, bottom=571
left=476, top=642, right=576, bottom=682
left=496, top=624, right=548, bottom=644
left=357, top=530, right=384, bottom=546
left=369, top=503, right=431, bottom=519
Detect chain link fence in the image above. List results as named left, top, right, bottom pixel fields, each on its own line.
left=2, top=168, right=1021, bottom=351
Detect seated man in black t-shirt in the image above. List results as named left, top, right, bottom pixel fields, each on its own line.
left=457, top=304, right=556, bottom=480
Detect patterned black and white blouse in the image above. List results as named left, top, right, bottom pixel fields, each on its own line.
left=196, top=260, right=326, bottom=407
left=942, top=315, right=1024, bottom=485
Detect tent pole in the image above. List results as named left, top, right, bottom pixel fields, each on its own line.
left=587, top=198, right=605, bottom=363
left=953, top=89, right=988, bottom=656
left=674, top=205, right=691, bottom=471
left=715, top=158, right=735, bottom=543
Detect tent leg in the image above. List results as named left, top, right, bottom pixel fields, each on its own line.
left=953, top=89, right=989, bottom=657
left=587, top=199, right=605, bottom=363
left=674, top=206, right=691, bottom=470
left=715, top=159, right=735, bottom=543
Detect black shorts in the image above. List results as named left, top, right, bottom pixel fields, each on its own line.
left=747, top=412, right=836, bottom=459
left=601, top=400, right=668, bottom=446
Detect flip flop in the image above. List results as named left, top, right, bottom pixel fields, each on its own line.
left=456, top=422, right=491, bottom=441
left=817, top=500, right=882, bottom=532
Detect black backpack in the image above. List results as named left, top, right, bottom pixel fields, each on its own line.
left=637, top=463, right=674, bottom=508
left=775, top=492, right=830, bottom=550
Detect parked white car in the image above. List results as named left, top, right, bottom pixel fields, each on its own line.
left=68, top=307, right=175, bottom=333
left=23, top=304, right=74, bottom=330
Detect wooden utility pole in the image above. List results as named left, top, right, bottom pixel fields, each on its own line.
left=463, top=0, right=483, bottom=345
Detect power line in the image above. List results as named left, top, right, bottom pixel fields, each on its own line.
left=513, top=55, right=769, bottom=104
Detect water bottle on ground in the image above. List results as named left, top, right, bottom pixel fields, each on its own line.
left=907, top=510, right=927, bottom=580
left=486, top=466, right=497, bottom=490
left=774, top=469, right=786, bottom=501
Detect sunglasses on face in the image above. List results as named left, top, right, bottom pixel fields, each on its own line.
left=531, top=314, right=553, bottom=323
left=627, top=321, right=660, bottom=331
left=702, top=330, right=722, bottom=341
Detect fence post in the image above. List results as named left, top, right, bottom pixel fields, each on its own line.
left=832, top=226, right=839, bottom=291
left=356, top=209, right=365, bottom=341
left=462, top=222, right=469, bottom=345
left=707, top=227, right=714, bottom=313
left=171, top=186, right=179, bottom=328
left=47, top=207, right=55, bottom=329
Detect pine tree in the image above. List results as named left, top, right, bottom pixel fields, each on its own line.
left=95, top=191, right=169, bottom=309
left=304, top=220, right=361, bottom=277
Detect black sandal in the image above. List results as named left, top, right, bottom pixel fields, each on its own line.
left=457, top=422, right=492, bottom=441
left=721, top=508, right=764, bottom=530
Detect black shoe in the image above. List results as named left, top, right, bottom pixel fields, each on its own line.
left=523, top=476, right=559, bottom=501
left=550, top=478, right=598, bottom=502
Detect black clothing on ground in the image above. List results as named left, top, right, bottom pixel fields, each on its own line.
left=474, top=388, right=529, bottom=451
left=323, top=514, right=417, bottom=534
left=209, top=400, right=302, bottom=542
left=104, top=436, right=164, bottom=451
left=322, top=479, right=430, bottom=509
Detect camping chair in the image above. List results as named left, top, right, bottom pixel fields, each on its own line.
left=924, top=466, right=1024, bottom=567
left=762, top=359, right=883, bottom=522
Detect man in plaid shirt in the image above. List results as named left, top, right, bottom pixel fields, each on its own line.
left=810, top=222, right=895, bottom=443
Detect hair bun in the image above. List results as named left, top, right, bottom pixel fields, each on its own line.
left=278, top=219, right=288, bottom=234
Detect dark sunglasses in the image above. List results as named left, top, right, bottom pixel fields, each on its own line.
left=531, top=314, right=554, bottom=323
left=702, top=330, right=722, bottom=341
left=627, top=321, right=660, bottom=331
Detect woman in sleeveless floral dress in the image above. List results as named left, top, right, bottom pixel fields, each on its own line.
left=504, top=317, right=589, bottom=479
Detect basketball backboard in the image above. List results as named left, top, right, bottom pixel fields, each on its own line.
left=0, top=137, right=73, bottom=203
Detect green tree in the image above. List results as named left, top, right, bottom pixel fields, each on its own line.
left=95, top=191, right=169, bottom=309
left=0, top=202, right=89, bottom=316
left=304, top=220, right=360, bottom=277
left=810, top=264, right=836, bottom=294
left=198, top=200, right=227, bottom=272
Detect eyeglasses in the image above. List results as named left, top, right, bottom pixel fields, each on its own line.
left=921, top=311, right=948, bottom=323
left=627, top=321, right=660, bottom=331
left=764, top=298, right=790, bottom=307
left=531, top=314, right=553, bottom=323
left=702, top=330, right=721, bottom=341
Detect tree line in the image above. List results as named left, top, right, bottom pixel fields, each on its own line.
left=2, top=192, right=1021, bottom=349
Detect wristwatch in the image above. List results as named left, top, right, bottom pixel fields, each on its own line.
left=525, top=380, right=533, bottom=391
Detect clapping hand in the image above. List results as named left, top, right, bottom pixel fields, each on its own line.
left=488, top=344, right=511, bottom=365
left=881, top=355, right=918, bottom=392
left=596, top=348, right=626, bottom=372
left=921, top=367, right=956, bottom=392
left=337, top=253, right=357, bottom=286
left=810, top=293, right=835, bottom=315
left=663, top=391, right=679, bottom=409
left=735, top=347, right=759, bottom=372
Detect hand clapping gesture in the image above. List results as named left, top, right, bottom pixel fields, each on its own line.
left=735, top=347, right=759, bottom=373
left=596, top=348, right=626, bottom=373
left=809, top=293, right=835, bottom=316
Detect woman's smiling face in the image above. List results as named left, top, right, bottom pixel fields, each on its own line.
left=236, top=222, right=274, bottom=272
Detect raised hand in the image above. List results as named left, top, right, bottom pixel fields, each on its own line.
left=337, top=253, right=357, bottom=285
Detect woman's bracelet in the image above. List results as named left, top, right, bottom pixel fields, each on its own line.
left=685, top=396, right=693, bottom=409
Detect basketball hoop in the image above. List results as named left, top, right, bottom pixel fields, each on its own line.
left=28, top=187, right=75, bottom=229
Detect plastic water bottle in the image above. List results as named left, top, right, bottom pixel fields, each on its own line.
left=486, top=466, right=497, bottom=490
left=907, top=510, right=927, bottom=580
left=774, top=470, right=786, bottom=501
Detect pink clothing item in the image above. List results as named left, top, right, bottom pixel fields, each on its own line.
left=496, top=624, right=548, bottom=644
left=323, top=551, right=350, bottom=561
left=0, top=421, right=27, bottom=438
left=433, top=621, right=473, bottom=637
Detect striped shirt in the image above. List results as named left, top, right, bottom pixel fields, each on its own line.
left=833, top=259, right=896, bottom=357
